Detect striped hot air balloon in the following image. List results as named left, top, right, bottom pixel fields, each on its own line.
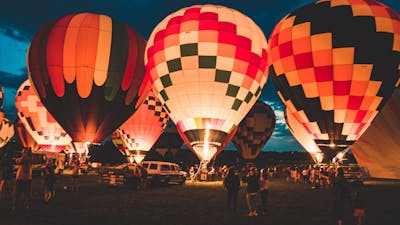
left=15, top=80, right=72, bottom=153
left=268, top=0, right=400, bottom=161
left=27, top=13, right=149, bottom=153
left=144, top=5, right=269, bottom=162
left=232, top=101, right=276, bottom=162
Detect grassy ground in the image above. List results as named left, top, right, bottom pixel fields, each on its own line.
left=1, top=175, right=399, bottom=225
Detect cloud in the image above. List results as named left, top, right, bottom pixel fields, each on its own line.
left=0, top=70, right=27, bottom=89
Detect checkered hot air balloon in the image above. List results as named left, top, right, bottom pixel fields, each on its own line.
left=231, top=101, right=276, bottom=162
left=284, top=108, right=324, bottom=164
left=27, top=13, right=149, bottom=153
left=144, top=4, right=269, bottom=162
left=113, top=90, right=170, bottom=163
left=0, top=118, right=14, bottom=148
left=269, top=0, right=400, bottom=161
left=15, top=80, right=72, bottom=153
left=15, top=119, right=41, bottom=153
left=351, top=89, right=400, bottom=179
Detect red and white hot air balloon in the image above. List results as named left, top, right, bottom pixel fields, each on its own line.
left=144, top=4, right=269, bottom=163
left=15, top=80, right=72, bottom=153
left=114, top=90, right=170, bottom=163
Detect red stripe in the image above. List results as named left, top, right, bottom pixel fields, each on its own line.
left=46, top=14, right=74, bottom=97
left=121, top=24, right=138, bottom=91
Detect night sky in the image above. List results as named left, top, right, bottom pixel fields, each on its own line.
left=0, top=0, right=399, bottom=152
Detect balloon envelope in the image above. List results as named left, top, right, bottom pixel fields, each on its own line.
left=27, top=12, right=149, bottom=147
left=116, top=90, right=170, bottom=163
left=15, top=80, right=72, bottom=153
left=268, top=0, right=400, bottom=159
left=0, top=118, right=14, bottom=148
left=144, top=4, right=269, bottom=161
left=15, top=120, right=41, bottom=153
left=351, top=89, right=400, bottom=179
left=232, top=101, right=276, bottom=161
left=285, top=108, right=323, bottom=163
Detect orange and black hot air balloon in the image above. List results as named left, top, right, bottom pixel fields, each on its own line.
left=27, top=13, right=149, bottom=153
left=268, top=0, right=400, bottom=161
left=231, top=101, right=276, bottom=162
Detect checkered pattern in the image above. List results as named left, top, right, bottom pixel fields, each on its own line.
left=144, top=5, right=268, bottom=138
left=15, top=80, right=72, bottom=152
left=111, top=131, right=130, bottom=156
left=117, top=90, right=170, bottom=152
left=269, top=0, right=400, bottom=149
left=0, top=118, right=14, bottom=148
left=232, top=101, right=276, bottom=160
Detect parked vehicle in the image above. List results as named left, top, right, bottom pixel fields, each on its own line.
left=141, top=161, right=186, bottom=186
left=339, top=165, right=364, bottom=185
left=100, top=163, right=141, bottom=188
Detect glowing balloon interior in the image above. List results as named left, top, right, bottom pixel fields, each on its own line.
left=15, top=80, right=72, bottom=153
left=27, top=12, right=149, bottom=148
left=144, top=4, right=269, bottom=161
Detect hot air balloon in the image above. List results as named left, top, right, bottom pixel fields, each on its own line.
left=268, top=0, right=400, bottom=161
left=351, top=89, right=400, bottom=179
left=15, top=119, right=41, bottom=153
left=0, top=118, right=14, bottom=148
left=144, top=5, right=269, bottom=164
left=111, top=131, right=129, bottom=156
left=231, top=101, right=276, bottom=162
left=114, top=90, right=170, bottom=163
left=285, top=108, right=323, bottom=164
left=27, top=13, right=149, bottom=153
left=15, top=80, right=72, bottom=153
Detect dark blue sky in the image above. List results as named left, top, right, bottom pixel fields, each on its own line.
left=0, top=0, right=399, bottom=152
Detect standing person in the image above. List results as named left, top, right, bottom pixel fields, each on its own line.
left=259, top=168, right=269, bottom=214
left=244, top=167, right=259, bottom=216
left=42, top=158, right=56, bottom=203
left=0, top=150, right=13, bottom=199
left=12, top=147, right=33, bottom=210
left=223, top=167, right=240, bottom=212
left=352, top=191, right=366, bottom=225
left=71, top=157, right=80, bottom=192
left=332, top=167, right=351, bottom=225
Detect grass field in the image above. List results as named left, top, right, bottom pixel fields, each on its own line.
left=1, top=175, right=399, bottom=225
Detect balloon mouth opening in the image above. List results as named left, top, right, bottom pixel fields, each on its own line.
left=192, top=141, right=220, bottom=162
left=128, top=154, right=145, bottom=164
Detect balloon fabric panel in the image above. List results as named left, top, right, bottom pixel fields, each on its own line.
left=117, top=91, right=170, bottom=153
left=27, top=13, right=148, bottom=143
left=15, top=120, right=41, bottom=153
left=269, top=0, right=400, bottom=150
left=0, top=118, right=15, bottom=148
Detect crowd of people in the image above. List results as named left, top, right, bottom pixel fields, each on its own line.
left=215, top=163, right=365, bottom=224
left=1, top=150, right=366, bottom=224
left=0, top=147, right=88, bottom=211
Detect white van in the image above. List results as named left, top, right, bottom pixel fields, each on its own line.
left=142, top=161, right=186, bottom=185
